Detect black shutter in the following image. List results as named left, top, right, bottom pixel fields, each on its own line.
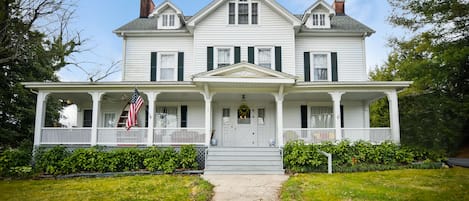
left=145, top=105, right=149, bottom=127
left=234, top=46, right=241, bottom=64
left=178, top=52, right=184, bottom=81
left=301, top=105, right=308, bottom=128
left=248, top=47, right=254, bottom=64
left=181, top=105, right=187, bottom=128
left=331, top=52, right=338, bottom=82
left=150, top=52, right=157, bottom=81
left=340, top=105, right=344, bottom=128
left=207, top=47, right=214, bottom=71
left=275, top=46, right=282, bottom=72
left=304, top=52, right=310, bottom=81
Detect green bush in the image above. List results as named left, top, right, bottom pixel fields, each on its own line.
left=144, top=147, right=178, bottom=173
left=60, top=147, right=108, bottom=174
left=179, top=145, right=198, bottom=170
left=283, top=141, right=446, bottom=173
left=0, top=148, right=32, bottom=177
left=34, top=146, right=70, bottom=175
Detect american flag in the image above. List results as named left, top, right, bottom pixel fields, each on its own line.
left=126, top=88, right=144, bottom=130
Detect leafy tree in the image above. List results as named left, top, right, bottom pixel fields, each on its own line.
left=371, top=0, right=469, bottom=154
left=0, top=0, right=81, bottom=149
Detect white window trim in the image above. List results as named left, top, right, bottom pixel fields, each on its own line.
left=157, top=52, right=178, bottom=81
left=310, top=52, right=332, bottom=81
left=214, top=47, right=234, bottom=68
left=227, top=0, right=259, bottom=25
left=254, top=46, right=275, bottom=69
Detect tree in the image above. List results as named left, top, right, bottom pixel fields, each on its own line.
left=371, top=0, right=469, bottom=154
left=0, top=0, right=81, bottom=149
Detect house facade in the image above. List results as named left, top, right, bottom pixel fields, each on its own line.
left=24, top=0, right=410, bottom=149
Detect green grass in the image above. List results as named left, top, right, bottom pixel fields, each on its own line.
left=0, top=175, right=213, bottom=201
left=281, top=168, right=469, bottom=201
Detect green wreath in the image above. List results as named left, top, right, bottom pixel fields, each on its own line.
left=238, top=104, right=250, bottom=119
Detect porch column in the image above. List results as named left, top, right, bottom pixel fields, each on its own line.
left=89, top=92, right=104, bottom=146
left=386, top=90, right=400, bottom=144
left=144, top=92, right=159, bottom=146
left=33, top=91, right=49, bottom=147
left=274, top=94, right=284, bottom=147
left=329, top=92, right=344, bottom=141
left=201, top=84, right=213, bottom=147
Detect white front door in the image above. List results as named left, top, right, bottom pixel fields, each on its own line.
left=236, top=107, right=257, bottom=146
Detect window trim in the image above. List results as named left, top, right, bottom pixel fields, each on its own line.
left=214, top=47, right=234, bottom=68
left=310, top=52, right=332, bottom=81
left=254, top=46, right=275, bottom=69
left=157, top=52, right=178, bottom=81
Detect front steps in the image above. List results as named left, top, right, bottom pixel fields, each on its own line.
left=204, top=147, right=284, bottom=175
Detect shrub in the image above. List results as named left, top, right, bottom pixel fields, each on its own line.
left=34, top=146, right=70, bottom=175
left=0, top=148, right=32, bottom=177
left=178, top=145, right=198, bottom=170
left=144, top=147, right=178, bottom=173
left=60, top=147, right=108, bottom=174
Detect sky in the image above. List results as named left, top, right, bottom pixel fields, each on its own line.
left=58, top=0, right=405, bottom=81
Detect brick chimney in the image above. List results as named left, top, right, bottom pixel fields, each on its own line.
left=333, top=0, right=345, bottom=15
left=140, top=0, right=155, bottom=18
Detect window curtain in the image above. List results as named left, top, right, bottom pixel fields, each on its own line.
left=258, top=48, right=271, bottom=68
left=313, top=54, right=327, bottom=80
left=311, top=107, right=333, bottom=128
left=218, top=49, right=230, bottom=67
left=155, top=106, right=178, bottom=128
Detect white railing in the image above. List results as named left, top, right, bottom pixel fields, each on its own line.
left=154, top=128, right=206, bottom=145
left=342, top=128, right=392, bottom=144
left=41, top=128, right=92, bottom=145
left=97, top=128, right=147, bottom=146
left=283, top=128, right=336, bottom=144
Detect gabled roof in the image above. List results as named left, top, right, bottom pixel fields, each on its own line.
left=148, top=0, right=183, bottom=17
left=193, top=62, right=296, bottom=84
left=302, top=0, right=335, bottom=22
left=186, top=0, right=302, bottom=28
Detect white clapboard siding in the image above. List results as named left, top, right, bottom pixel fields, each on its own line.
left=124, top=36, right=194, bottom=81
left=193, top=1, right=296, bottom=75
left=295, top=37, right=367, bottom=81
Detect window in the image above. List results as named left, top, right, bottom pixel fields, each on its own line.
left=223, top=108, right=230, bottom=123
left=238, top=103, right=250, bottom=124
left=228, top=0, right=258, bottom=25
left=311, top=106, right=333, bottom=128
left=257, top=108, right=265, bottom=125
left=215, top=47, right=233, bottom=68
left=311, top=53, right=330, bottom=81
left=155, top=106, right=178, bottom=128
left=311, top=13, right=326, bottom=27
left=158, top=53, right=177, bottom=81
left=161, top=14, right=176, bottom=28
left=257, top=48, right=272, bottom=68
left=104, top=113, right=116, bottom=128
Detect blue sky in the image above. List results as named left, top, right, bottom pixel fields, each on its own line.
left=58, top=0, right=404, bottom=81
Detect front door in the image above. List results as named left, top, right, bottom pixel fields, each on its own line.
left=236, top=105, right=257, bottom=146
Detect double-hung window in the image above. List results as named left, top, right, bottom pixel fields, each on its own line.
left=215, top=47, right=233, bottom=68
left=103, top=113, right=116, bottom=128
left=155, top=106, right=178, bottom=128
left=158, top=53, right=177, bottom=81
left=255, top=47, right=274, bottom=68
left=311, top=53, right=330, bottom=81
left=238, top=1, right=249, bottom=24
left=311, top=106, right=334, bottom=128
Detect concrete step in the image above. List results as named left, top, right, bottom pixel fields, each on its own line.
left=208, top=147, right=280, bottom=152
left=203, top=169, right=285, bottom=175
left=206, top=160, right=282, bottom=166
left=207, top=155, right=281, bottom=161
left=207, top=151, right=280, bottom=156
left=205, top=165, right=283, bottom=171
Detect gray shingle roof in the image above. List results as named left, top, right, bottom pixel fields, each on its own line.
left=114, top=17, right=188, bottom=32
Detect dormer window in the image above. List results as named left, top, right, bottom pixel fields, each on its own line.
left=228, top=0, right=258, bottom=25
left=312, top=14, right=326, bottom=26
left=162, top=14, right=175, bottom=27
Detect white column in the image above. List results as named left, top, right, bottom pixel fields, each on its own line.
left=89, top=92, right=104, bottom=146
left=386, top=90, right=400, bottom=144
left=204, top=95, right=213, bottom=147
left=34, top=91, right=49, bottom=147
left=329, top=92, right=344, bottom=141
left=145, top=92, right=159, bottom=146
left=275, top=94, right=284, bottom=147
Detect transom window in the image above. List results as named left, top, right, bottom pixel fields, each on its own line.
left=158, top=53, right=177, bottom=81
left=311, top=53, right=330, bottom=81
left=228, top=0, right=258, bottom=25
left=215, top=47, right=233, bottom=68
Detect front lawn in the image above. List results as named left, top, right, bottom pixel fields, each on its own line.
left=281, top=168, right=469, bottom=201
left=0, top=175, right=213, bottom=201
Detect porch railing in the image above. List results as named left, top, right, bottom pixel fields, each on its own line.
left=342, top=128, right=392, bottom=144
left=41, top=128, right=92, bottom=145
left=154, top=128, right=206, bottom=145
left=97, top=128, right=147, bottom=146
left=283, top=128, right=336, bottom=144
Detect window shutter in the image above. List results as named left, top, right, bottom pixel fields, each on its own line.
left=304, top=52, right=310, bottom=81
left=234, top=46, right=241, bottom=64
left=248, top=47, right=254, bottom=64
left=331, top=52, right=338, bottom=82
left=301, top=105, right=308, bottom=128
left=178, top=52, right=184, bottom=81
left=145, top=106, right=149, bottom=127
left=207, top=47, right=214, bottom=71
left=150, top=52, right=157, bottom=81
left=275, top=46, right=282, bottom=72
left=181, top=105, right=187, bottom=128
left=340, top=105, right=344, bottom=128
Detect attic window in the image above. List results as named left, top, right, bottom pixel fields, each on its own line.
left=312, top=14, right=326, bottom=26
left=228, top=0, right=258, bottom=25
left=162, top=14, right=175, bottom=27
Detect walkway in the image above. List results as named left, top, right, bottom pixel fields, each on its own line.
left=202, top=175, right=289, bottom=201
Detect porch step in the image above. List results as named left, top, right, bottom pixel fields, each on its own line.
left=204, top=147, right=284, bottom=175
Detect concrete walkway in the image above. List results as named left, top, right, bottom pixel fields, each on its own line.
left=201, top=175, right=289, bottom=201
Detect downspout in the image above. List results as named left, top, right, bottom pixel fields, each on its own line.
left=121, top=33, right=127, bottom=81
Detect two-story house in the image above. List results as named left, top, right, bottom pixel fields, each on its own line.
left=24, top=0, right=410, bottom=174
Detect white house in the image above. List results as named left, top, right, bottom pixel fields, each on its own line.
left=24, top=0, right=410, bottom=173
